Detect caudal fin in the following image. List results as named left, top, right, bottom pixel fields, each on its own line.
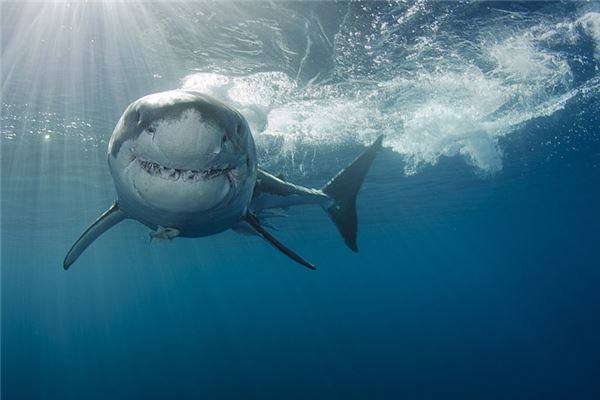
left=321, top=135, right=383, bottom=252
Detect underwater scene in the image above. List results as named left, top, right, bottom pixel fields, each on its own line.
left=2, top=1, right=600, bottom=399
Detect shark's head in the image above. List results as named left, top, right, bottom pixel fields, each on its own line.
left=108, top=90, right=256, bottom=231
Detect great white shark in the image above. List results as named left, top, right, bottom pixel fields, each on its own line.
left=64, top=90, right=383, bottom=270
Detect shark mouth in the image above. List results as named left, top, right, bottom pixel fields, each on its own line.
left=136, top=157, right=233, bottom=183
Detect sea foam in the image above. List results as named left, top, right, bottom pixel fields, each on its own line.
left=578, top=12, right=600, bottom=61
left=176, top=14, right=591, bottom=176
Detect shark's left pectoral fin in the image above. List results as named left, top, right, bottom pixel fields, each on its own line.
left=245, top=213, right=316, bottom=270
left=63, top=203, right=127, bottom=270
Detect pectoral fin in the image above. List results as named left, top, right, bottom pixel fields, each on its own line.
left=245, top=213, right=316, bottom=270
left=64, top=203, right=127, bottom=270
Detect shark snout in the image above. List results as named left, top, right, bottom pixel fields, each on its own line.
left=131, top=107, right=233, bottom=169
left=151, top=125, right=223, bottom=157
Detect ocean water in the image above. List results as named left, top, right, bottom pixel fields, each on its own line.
left=2, top=1, right=600, bottom=399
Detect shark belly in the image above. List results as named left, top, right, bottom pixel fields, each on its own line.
left=116, top=178, right=251, bottom=237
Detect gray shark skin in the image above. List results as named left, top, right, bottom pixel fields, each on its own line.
left=64, top=90, right=383, bottom=270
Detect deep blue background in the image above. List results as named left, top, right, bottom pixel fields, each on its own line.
left=2, top=1, right=600, bottom=399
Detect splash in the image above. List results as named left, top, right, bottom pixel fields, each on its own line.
left=177, top=3, right=600, bottom=176
left=181, top=36, right=575, bottom=175
left=578, top=12, right=600, bottom=61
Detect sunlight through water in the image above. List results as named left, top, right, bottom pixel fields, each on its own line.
left=2, top=2, right=600, bottom=399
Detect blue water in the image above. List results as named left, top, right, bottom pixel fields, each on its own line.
left=2, top=1, right=600, bottom=399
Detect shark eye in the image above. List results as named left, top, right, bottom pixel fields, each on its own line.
left=146, top=126, right=155, bottom=134
left=222, top=133, right=228, bottom=143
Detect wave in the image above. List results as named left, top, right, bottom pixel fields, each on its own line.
left=578, top=12, right=600, bottom=61
left=181, top=7, right=596, bottom=175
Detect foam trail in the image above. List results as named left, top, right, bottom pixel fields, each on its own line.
left=578, top=12, right=600, bottom=61
left=180, top=11, right=597, bottom=176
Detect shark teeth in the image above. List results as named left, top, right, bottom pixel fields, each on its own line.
left=136, top=158, right=232, bottom=182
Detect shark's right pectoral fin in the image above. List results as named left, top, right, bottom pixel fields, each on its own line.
left=245, top=213, right=316, bottom=270
left=63, top=203, right=127, bottom=270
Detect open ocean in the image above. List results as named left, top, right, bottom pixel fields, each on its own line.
left=2, top=1, right=600, bottom=399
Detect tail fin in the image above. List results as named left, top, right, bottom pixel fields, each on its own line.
left=321, top=135, right=383, bottom=252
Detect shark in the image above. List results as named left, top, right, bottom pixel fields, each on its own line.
left=64, top=90, right=383, bottom=270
